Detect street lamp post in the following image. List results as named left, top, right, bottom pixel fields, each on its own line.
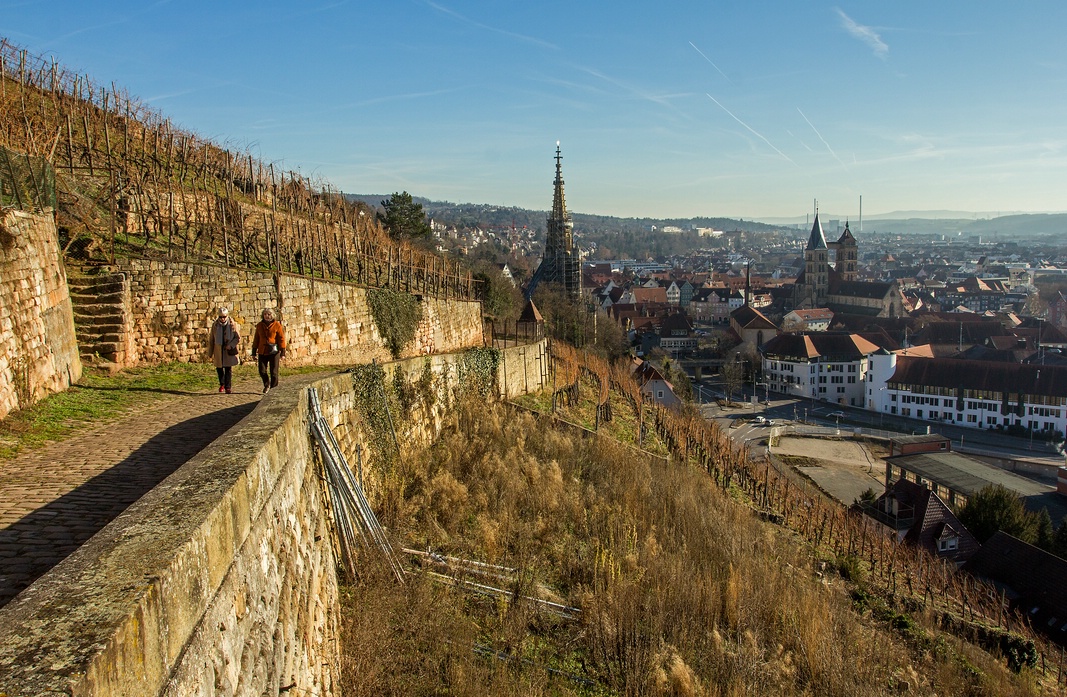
left=1030, top=370, right=1040, bottom=451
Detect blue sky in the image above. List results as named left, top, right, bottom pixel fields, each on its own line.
left=4, top=1, right=1067, bottom=220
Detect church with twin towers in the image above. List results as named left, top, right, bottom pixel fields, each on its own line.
left=782, top=209, right=903, bottom=319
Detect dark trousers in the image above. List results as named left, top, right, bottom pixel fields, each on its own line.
left=258, top=353, right=280, bottom=388
left=215, top=366, right=232, bottom=389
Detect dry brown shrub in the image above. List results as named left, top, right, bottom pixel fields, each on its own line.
left=342, top=395, right=1043, bottom=697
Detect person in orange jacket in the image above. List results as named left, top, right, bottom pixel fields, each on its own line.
left=251, top=308, right=287, bottom=394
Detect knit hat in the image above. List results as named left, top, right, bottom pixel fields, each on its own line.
left=218, top=307, right=229, bottom=317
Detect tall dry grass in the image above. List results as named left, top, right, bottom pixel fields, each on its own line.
left=339, top=397, right=1041, bottom=696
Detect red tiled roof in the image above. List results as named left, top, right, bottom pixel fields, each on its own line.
left=632, top=287, right=668, bottom=304
left=731, top=305, right=777, bottom=330
left=789, top=308, right=834, bottom=321
left=762, top=332, right=880, bottom=360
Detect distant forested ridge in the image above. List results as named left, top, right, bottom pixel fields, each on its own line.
left=346, top=194, right=785, bottom=258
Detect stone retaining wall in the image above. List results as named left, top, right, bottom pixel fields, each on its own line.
left=498, top=339, right=550, bottom=400
left=0, top=340, right=546, bottom=696
left=0, top=210, right=81, bottom=419
left=121, top=258, right=483, bottom=366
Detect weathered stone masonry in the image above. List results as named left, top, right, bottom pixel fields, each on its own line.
left=0, top=340, right=547, bottom=696
left=0, top=210, right=81, bottom=419
left=120, top=258, right=483, bottom=367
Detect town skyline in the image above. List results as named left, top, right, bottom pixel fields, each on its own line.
left=5, top=2, right=1067, bottom=219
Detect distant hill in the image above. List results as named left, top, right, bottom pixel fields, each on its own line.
left=353, top=195, right=1067, bottom=240
left=348, top=194, right=782, bottom=235
left=758, top=212, right=1067, bottom=238
left=347, top=194, right=788, bottom=259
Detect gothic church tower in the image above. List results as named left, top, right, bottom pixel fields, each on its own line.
left=803, top=212, right=829, bottom=306
left=527, top=143, right=582, bottom=298
left=835, top=221, right=858, bottom=282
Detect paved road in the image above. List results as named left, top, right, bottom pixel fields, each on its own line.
left=696, top=383, right=1064, bottom=469
left=0, top=376, right=264, bottom=609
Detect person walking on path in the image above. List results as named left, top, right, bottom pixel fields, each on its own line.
left=251, top=308, right=287, bottom=394
left=207, top=307, right=241, bottom=393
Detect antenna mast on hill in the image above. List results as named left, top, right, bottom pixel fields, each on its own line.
left=859, top=195, right=863, bottom=234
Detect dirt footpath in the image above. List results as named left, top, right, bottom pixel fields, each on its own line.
left=772, top=435, right=885, bottom=504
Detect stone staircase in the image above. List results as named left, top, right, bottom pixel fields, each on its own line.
left=67, top=268, right=131, bottom=369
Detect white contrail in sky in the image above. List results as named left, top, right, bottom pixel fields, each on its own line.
left=689, top=41, right=732, bottom=84
left=427, top=1, right=560, bottom=50
left=797, top=107, right=848, bottom=170
left=835, top=8, right=888, bottom=59
left=706, top=93, right=796, bottom=165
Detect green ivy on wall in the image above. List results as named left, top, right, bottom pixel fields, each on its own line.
left=349, top=362, right=398, bottom=467
left=456, top=346, right=500, bottom=399
left=367, top=288, right=424, bottom=358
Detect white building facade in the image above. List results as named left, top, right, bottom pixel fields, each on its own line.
left=865, top=354, right=1067, bottom=440
left=761, top=333, right=880, bottom=406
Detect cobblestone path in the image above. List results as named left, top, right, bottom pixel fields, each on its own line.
left=0, top=375, right=264, bottom=608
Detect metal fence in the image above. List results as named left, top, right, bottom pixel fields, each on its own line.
left=484, top=318, right=544, bottom=348
left=776, top=424, right=898, bottom=440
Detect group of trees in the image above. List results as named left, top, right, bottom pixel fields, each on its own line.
left=958, top=484, right=1067, bottom=559
left=531, top=284, right=629, bottom=360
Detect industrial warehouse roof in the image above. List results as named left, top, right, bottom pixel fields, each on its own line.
left=887, top=451, right=1051, bottom=499
left=889, top=434, right=952, bottom=447
left=888, top=356, right=1067, bottom=398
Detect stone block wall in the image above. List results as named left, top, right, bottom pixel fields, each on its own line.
left=498, top=339, right=550, bottom=400
left=0, top=373, right=339, bottom=696
left=0, top=340, right=547, bottom=696
left=0, top=210, right=81, bottom=419
left=121, top=259, right=482, bottom=367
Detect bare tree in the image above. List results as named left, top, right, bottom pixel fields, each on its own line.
left=720, top=359, right=744, bottom=404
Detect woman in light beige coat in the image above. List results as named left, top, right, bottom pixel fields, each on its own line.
left=206, top=307, right=241, bottom=393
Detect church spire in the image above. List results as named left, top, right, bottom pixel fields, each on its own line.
left=838, top=219, right=856, bottom=244
left=551, top=141, right=568, bottom=227
left=526, top=142, right=582, bottom=299
left=545, top=141, right=574, bottom=255
left=807, top=212, right=827, bottom=250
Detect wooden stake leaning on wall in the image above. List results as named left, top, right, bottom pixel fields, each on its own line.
left=218, top=179, right=230, bottom=266
left=65, top=112, right=74, bottom=175
left=81, top=111, right=93, bottom=175
left=167, top=190, right=175, bottom=258
left=315, top=222, right=324, bottom=279
left=258, top=211, right=269, bottom=269
left=122, top=88, right=130, bottom=158
left=269, top=164, right=280, bottom=271
left=102, top=106, right=118, bottom=260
